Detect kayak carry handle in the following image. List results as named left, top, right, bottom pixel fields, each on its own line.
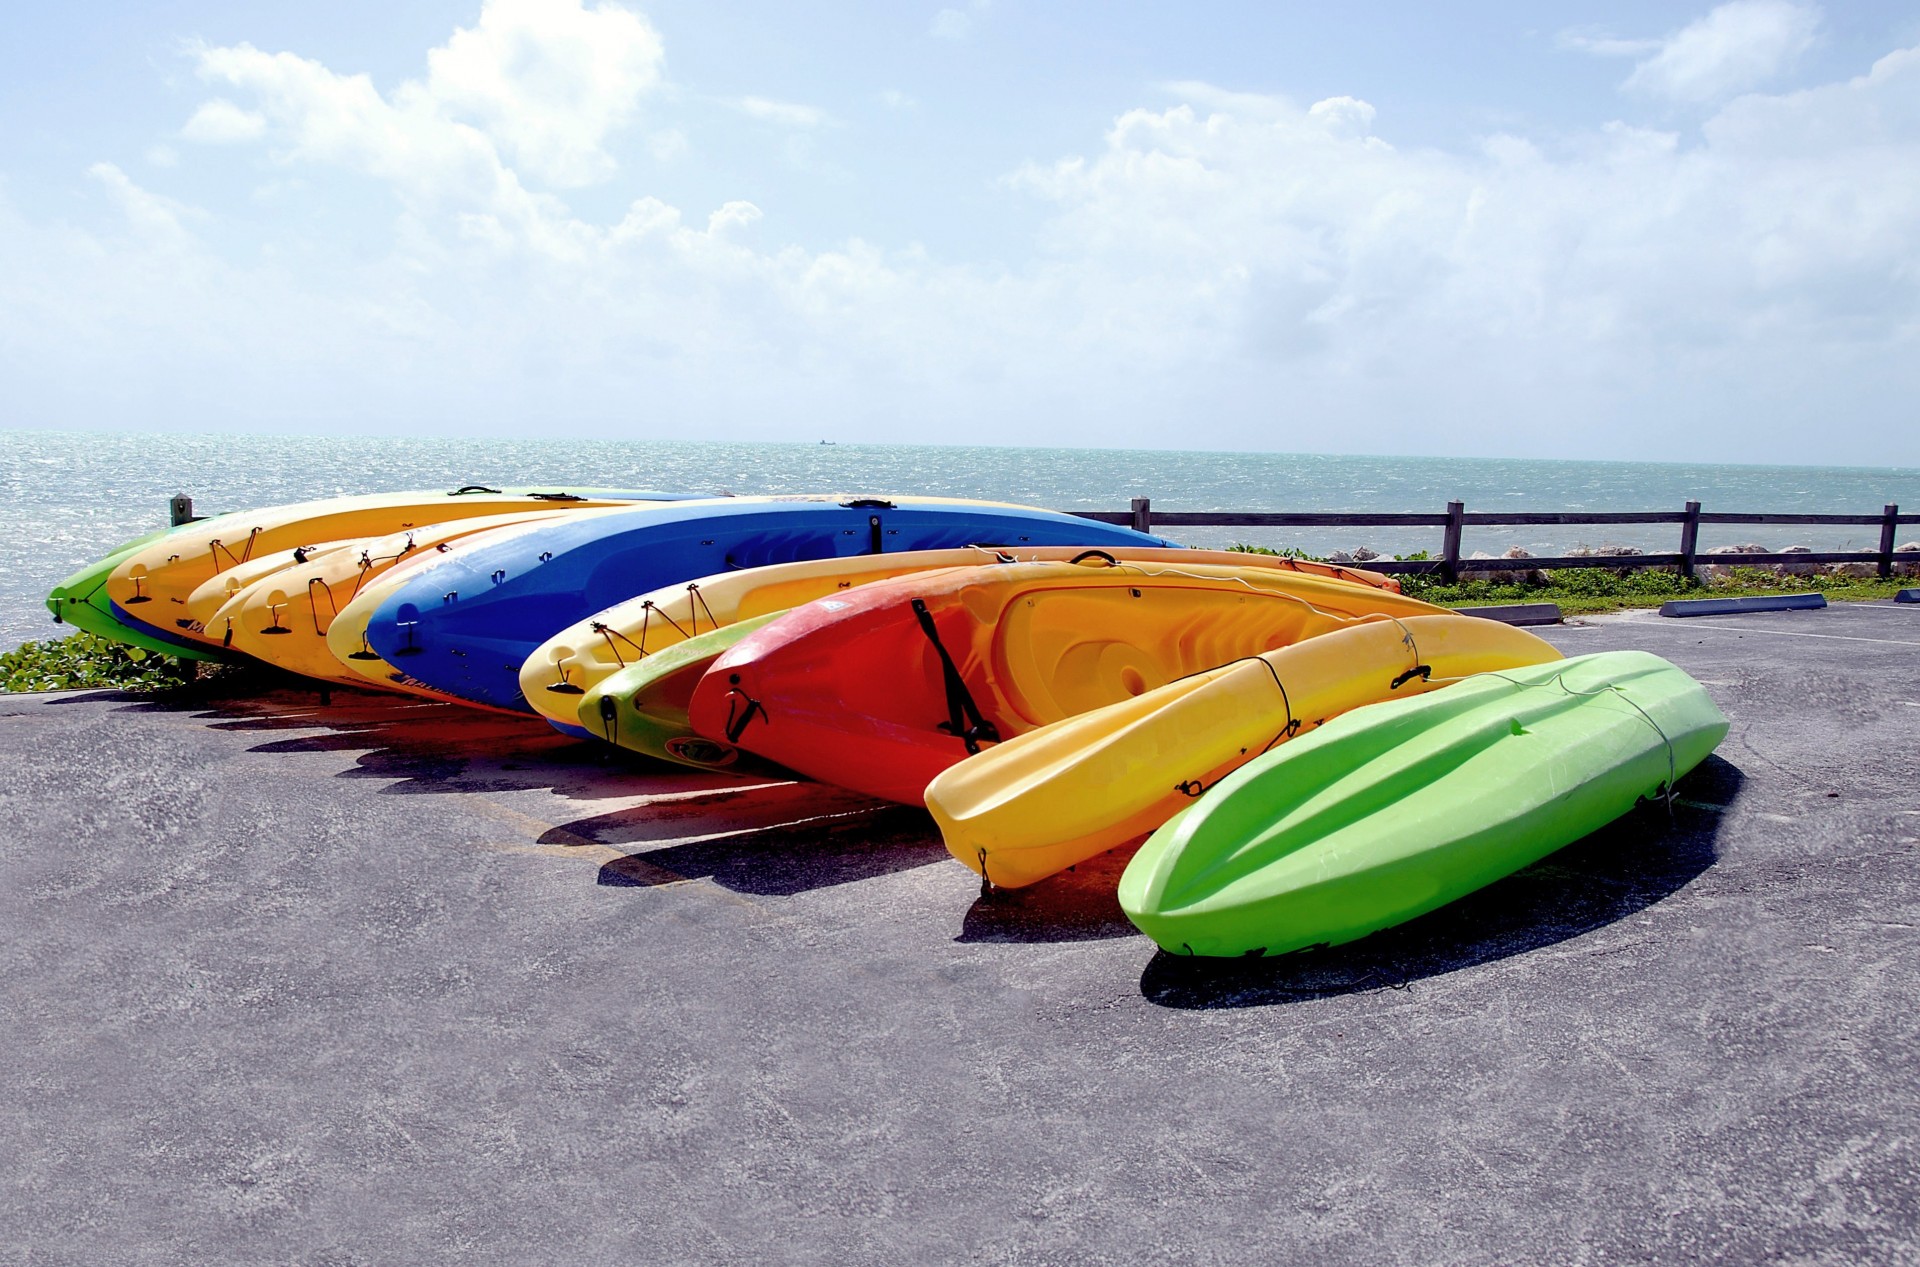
left=1069, top=549, right=1119, bottom=567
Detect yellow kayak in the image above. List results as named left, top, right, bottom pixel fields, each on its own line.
left=522, top=545, right=1401, bottom=733
left=925, top=613, right=1564, bottom=889
left=106, top=487, right=666, bottom=649
left=214, top=509, right=588, bottom=684
left=186, top=543, right=358, bottom=641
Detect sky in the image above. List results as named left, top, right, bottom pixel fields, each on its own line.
left=2, top=0, right=1919, bottom=462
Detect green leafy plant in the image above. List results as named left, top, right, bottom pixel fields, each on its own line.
left=1226, top=543, right=1323, bottom=560
left=1399, top=564, right=1907, bottom=615
left=1, top=633, right=195, bottom=693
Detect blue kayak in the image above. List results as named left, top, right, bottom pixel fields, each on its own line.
left=362, top=496, right=1177, bottom=713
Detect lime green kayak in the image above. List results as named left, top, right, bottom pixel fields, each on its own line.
left=45, top=521, right=236, bottom=661
left=578, top=613, right=791, bottom=774
left=1119, top=651, right=1729, bottom=958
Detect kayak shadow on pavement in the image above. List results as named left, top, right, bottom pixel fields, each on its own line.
left=956, top=842, right=1146, bottom=944
left=1140, top=755, right=1745, bottom=1010
left=102, top=683, right=755, bottom=802
left=592, top=804, right=949, bottom=897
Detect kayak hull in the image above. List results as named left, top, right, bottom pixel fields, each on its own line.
left=47, top=524, right=233, bottom=661
left=220, top=510, right=587, bottom=685
left=521, top=545, right=1402, bottom=731
left=576, top=615, right=794, bottom=773
left=1118, top=651, right=1730, bottom=958
left=689, top=560, right=1448, bottom=805
left=365, top=498, right=1178, bottom=713
left=927, top=613, right=1565, bottom=889
left=105, top=487, right=675, bottom=649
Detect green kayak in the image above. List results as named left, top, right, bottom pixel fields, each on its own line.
left=1118, top=651, right=1729, bottom=958
left=576, top=612, right=792, bottom=775
left=45, top=520, right=235, bottom=662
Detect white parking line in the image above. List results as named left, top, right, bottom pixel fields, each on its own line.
left=1661, top=621, right=1920, bottom=647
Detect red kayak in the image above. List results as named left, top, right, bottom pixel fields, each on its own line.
left=684, top=558, right=1444, bottom=804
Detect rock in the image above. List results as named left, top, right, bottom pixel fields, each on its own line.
left=1467, top=546, right=1547, bottom=586
left=1828, top=562, right=1878, bottom=578
left=1507, top=545, right=1550, bottom=585
left=1327, top=550, right=1354, bottom=566
left=1586, top=544, right=1645, bottom=576
left=1699, top=543, right=1771, bottom=582
left=1466, top=550, right=1503, bottom=582
left=1349, top=546, right=1380, bottom=563
left=1898, top=542, right=1920, bottom=578
left=1776, top=545, right=1819, bottom=577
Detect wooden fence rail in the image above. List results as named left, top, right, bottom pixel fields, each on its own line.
left=1071, top=498, right=1918, bottom=583
left=164, top=492, right=1915, bottom=584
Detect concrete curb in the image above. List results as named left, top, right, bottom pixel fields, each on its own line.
left=1453, top=602, right=1564, bottom=626
left=1659, top=593, right=1827, bottom=618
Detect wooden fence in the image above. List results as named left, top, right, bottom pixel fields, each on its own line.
left=165, top=492, right=1915, bottom=584
left=1072, top=499, right=1917, bottom=583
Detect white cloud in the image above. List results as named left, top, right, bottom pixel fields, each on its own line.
left=1306, top=96, right=1378, bottom=139
left=6, top=14, right=1920, bottom=462
left=997, top=63, right=1920, bottom=451
left=180, top=98, right=267, bottom=143
left=1555, top=29, right=1660, bottom=58
left=184, top=0, right=661, bottom=198
left=422, top=0, right=663, bottom=186
left=1156, top=81, right=1293, bottom=120
left=190, top=39, right=554, bottom=222
left=735, top=96, right=828, bottom=128
left=86, top=163, right=201, bottom=241
left=931, top=0, right=988, bottom=41
left=1581, top=1, right=1823, bottom=102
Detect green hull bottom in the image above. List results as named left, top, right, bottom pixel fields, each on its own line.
left=580, top=613, right=792, bottom=776
left=1119, top=651, right=1729, bottom=958
left=46, top=525, right=229, bottom=663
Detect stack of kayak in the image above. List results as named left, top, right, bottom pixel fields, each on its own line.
left=51, top=484, right=1727, bottom=961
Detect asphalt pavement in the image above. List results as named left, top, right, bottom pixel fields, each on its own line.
left=1, top=601, right=1917, bottom=1265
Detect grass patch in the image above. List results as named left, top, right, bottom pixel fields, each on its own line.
left=1403, top=566, right=1911, bottom=615
left=1229, top=545, right=1912, bottom=615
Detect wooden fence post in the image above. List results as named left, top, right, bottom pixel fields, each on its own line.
left=1880, top=503, right=1900, bottom=579
left=1130, top=497, right=1152, bottom=536
left=1441, top=501, right=1464, bottom=582
left=169, top=494, right=195, bottom=527
left=1679, top=500, right=1702, bottom=582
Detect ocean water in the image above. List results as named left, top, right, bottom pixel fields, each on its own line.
left=5, top=429, right=1917, bottom=650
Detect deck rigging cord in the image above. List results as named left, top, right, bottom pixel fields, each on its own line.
left=721, top=676, right=768, bottom=744
left=910, top=597, right=1001, bottom=754
left=1173, top=616, right=1424, bottom=800
left=1424, top=664, right=1681, bottom=817
left=207, top=527, right=263, bottom=573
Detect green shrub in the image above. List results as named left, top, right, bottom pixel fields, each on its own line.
left=1226, top=543, right=1322, bottom=560
left=1, top=633, right=195, bottom=693
left=1399, top=563, right=1906, bottom=614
